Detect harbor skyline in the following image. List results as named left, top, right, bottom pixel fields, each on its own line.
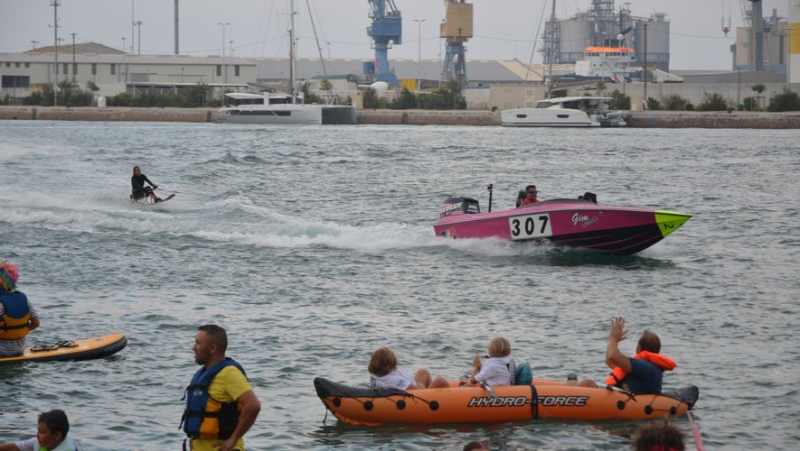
left=0, top=0, right=792, bottom=70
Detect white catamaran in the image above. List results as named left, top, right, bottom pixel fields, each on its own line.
left=215, top=0, right=356, bottom=125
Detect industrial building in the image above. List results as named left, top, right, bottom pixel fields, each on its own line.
left=732, top=1, right=792, bottom=73
left=543, top=0, right=671, bottom=72
left=0, top=43, right=256, bottom=101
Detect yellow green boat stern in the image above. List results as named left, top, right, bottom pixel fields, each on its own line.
left=655, top=211, right=692, bottom=238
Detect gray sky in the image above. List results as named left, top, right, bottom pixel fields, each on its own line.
left=0, top=0, right=790, bottom=70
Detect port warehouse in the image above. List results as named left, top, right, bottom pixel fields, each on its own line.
left=0, top=43, right=795, bottom=111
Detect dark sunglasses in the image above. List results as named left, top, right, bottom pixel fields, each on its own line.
left=527, top=190, right=537, bottom=194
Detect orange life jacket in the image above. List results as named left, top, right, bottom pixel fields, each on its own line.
left=0, top=292, right=31, bottom=341
left=605, top=351, right=676, bottom=386
left=521, top=198, right=538, bottom=205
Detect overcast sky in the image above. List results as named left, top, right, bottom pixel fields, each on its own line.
left=0, top=0, right=791, bottom=70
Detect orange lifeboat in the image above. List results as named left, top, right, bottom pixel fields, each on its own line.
left=314, top=378, right=699, bottom=426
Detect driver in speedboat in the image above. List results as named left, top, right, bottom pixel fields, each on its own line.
left=519, top=185, right=539, bottom=207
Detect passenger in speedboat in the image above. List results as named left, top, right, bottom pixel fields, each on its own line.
left=464, top=337, right=516, bottom=387
left=519, top=185, right=539, bottom=207
left=368, top=347, right=449, bottom=390
left=576, top=317, right=676, bottom=394
left=130, top=165, right=162, bottom=203
left=0, top=261, right=40, bottom=358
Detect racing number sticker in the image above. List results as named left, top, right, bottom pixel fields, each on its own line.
left=509, top=214, right=552, bottom=240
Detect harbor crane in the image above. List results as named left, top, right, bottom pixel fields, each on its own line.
left=365, top=0, right=402, bottom=86
left=441, top=0, right=473, bottom=89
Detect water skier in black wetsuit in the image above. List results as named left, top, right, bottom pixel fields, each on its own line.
left=131, top=166, right=162, bottom=203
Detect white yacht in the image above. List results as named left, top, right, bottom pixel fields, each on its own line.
left=214, top=0, right=356, bottom=125
left=215, top=92, right=356, bottom=125
left=501, top=96, right=626, bottom=128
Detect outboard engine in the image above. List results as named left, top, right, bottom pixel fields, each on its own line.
left=439, top=197, right=480, bottom=219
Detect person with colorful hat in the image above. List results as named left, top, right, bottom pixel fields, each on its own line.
left=0, top=261, right=40, bottom=357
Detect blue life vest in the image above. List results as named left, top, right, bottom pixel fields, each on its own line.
left=0, top=291, right=31, bottom=340
left=180, top=358, right=246, bottom=440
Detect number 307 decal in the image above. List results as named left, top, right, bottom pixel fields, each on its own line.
left=509, top=214, right=552, bottom=240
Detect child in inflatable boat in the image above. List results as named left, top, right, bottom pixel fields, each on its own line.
left=368, top=347, right=449, bottom=390
left=463, top=337, right=517, bottom=387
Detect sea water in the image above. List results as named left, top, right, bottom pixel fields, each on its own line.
left=0, top=121, right=798, bottom=450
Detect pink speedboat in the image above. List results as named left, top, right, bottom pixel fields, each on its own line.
left=433, top=191, right=691, bottom=255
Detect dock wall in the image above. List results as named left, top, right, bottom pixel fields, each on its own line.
left=1, top=106, right=799, bottom=128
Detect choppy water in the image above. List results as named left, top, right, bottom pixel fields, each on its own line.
left=0, top=121, right=798, bottom=450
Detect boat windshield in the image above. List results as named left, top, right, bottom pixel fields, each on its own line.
left=537, top=98, right=610, bottom=111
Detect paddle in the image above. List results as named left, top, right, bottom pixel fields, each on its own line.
left=605, top=384, right=637, bottom=400
left=687, top=411, right=704, bottom=451
left=480, top=381, right=498, bottom=399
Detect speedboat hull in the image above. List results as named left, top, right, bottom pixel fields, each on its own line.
left=433, top=198, right=690, bottom=255
left=314, top=377, right=699, bottom=425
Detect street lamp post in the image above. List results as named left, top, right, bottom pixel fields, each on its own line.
left=218, top=22, right=230, bottom=99
left=51, top=0, right=61, bottom=106
left=643, top=23, right=648, bottom=109
left=121, top=37, right=127, bottom=87
left=737, top=67, right=741, bottom=109
left=136, top=21, right=143, bottom=55
left=413, top=19, right=426, bottom=93
left=71, top=32, right=76, bottom=81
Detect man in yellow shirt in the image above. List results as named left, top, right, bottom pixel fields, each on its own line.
left=182, top=325, right=261, bottom=451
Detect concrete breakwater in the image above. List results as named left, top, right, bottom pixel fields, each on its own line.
left=1, top=106, right=799, bottom=128
left=0, top=106, right=213, bottom=122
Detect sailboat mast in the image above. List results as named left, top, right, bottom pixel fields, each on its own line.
left=547, top=0, right=556, bottom=98
left=290, top=0, right=297, bottom=104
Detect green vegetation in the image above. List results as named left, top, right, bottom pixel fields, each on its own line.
left=106, top=83, right=212, bottom=107
left=319, top=79, right=333, bottom=92
left=362, top=87, right=386, bottom=109
left=390, top=87, right=417, bottom=109
left=364, top=81, right=465, bottom=110
left=21, top=81, right=214, bottom=108
left=661, top=94, right=689, bottom=111
left=609, top=90, right=630, bottom=110
left=646, top=97, right=661, bottom=110
left=695, top=93, right=730, bottom=111
left=594, top=80, right=606, bottom=95
left=767, top=88, right=800, bottom=112
left=22, top=80, right=93, bottom=106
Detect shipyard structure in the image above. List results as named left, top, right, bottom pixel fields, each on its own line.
left=543, top=0, right=670, bottom=72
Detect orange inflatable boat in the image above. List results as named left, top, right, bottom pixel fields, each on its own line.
left=314, top=378, right=699, bottom=425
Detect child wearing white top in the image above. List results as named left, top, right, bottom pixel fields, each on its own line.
left=469, top=337, right=516, bottom=387
left=368, top=347, right=449, bottom=390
